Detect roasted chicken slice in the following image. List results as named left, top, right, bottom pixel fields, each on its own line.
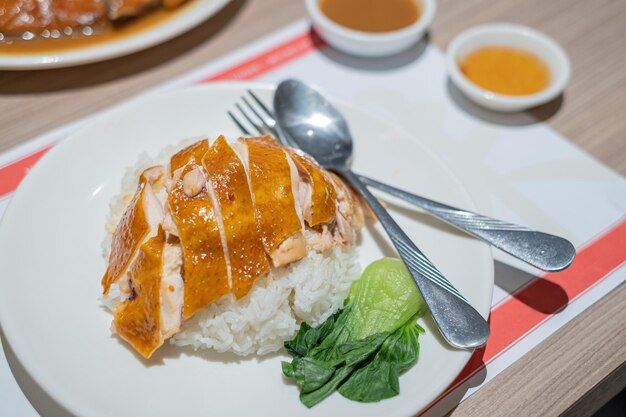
left=328, top=172, right=365, bottom=247
left=202, top=136, right=270, bottom=299
left=287, top=150, right=337, bottom=228
left=168, top=141, right=230, bottom=319
left=242, top=136, right=306, bottom=267
left=102, top=168, right=164, bottom=295
left=112, top=227, right=166, bottom=358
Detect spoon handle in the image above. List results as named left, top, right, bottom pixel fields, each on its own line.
left=339, top=169, right=490, bottom=350
left=357, top=175, right=576, bottom=272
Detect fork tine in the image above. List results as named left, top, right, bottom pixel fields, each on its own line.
left=242, top=96, right=276, bottom=134
left=228, top=110, right=252, bottom=136
left=230, top=91, right=292, bottom=146
left=247, top=89, right=276, bottom=121
left=235, top=103, right=264, bottom=135
left=241, top=92, right=292, bottom=146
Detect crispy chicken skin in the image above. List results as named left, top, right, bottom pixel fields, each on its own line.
left=202, top=136, right=270, bottom=299
left=167, top=141, right=230, bottom=319
left=102, top=168, right=164, bottom=295
left=242, top=136, right=307, bottom=267
left=112, top=227, right=166, bottom=358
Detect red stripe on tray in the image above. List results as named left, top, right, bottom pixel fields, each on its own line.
left=419, top=217, right=626, bottom=416
left=486, top=220, right=626, bottom=359
left=0, top=145, right=54, bottom=199
left=199, top=29, right=321, bottom=83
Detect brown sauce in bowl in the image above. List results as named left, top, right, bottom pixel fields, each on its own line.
left=319, top=0, right=420, bottom=33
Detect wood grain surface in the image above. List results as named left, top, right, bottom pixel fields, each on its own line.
left=1, top=0, right=624, bottom=416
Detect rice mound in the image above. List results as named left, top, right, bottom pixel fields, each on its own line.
left=102, top=143, right=361, bottom=356
left=172, top=247, right=358, bottom=355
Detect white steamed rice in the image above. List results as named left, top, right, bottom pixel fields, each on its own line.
left=102, top=142, right=361, bottom=356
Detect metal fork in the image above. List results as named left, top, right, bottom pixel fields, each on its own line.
left=229, top=90, right=576, bottom=273
left=228, top=92, right=285, bottom=141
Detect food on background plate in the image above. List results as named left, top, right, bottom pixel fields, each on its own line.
left=101, top=135, right=365, bottom=358
left=283, top=258, right=426, bottom=407
left=459, top=46, right=551, bottom=96
left=0, top=0, right=189, bottom=40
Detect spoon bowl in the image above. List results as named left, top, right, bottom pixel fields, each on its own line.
left=275, top=80, right=353, bottom=169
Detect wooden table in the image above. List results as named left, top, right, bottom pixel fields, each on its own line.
left=1, top=0, right=624, bottom=416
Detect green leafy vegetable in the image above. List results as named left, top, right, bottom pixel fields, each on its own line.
left=282, top=258, right=426, bottom=407
left=338, top=320, right=422, bottom=401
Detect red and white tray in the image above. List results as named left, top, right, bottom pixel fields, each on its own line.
left=0, top=20, right=624, bottom=417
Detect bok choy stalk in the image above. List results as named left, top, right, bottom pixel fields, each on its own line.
left=282, top=258, right=426, bottom=407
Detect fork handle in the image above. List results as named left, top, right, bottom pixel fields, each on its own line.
left=357, top=174, right=576, bottom=272
left=339, top=169, right=490, bottom=350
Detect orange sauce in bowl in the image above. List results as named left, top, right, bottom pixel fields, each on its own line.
left=459, top=46, right=551, bottom=95
left=319, top=0, right=421, bottom=33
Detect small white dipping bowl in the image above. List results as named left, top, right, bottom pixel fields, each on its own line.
left=305, top=0, right=437, bottom=57
left=446, top=23, right=571, bottom=112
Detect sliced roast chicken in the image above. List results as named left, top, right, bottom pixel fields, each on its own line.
left=101, top=136, right=364, bottom=358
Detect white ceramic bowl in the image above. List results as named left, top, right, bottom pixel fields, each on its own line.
left=446, top=23, right=571, bottom=112
left=305, top=0, right=436, bottom=57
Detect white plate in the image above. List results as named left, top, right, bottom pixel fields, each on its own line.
left=0, top=0, right=231, bottom=70
left=0, top=83, right=493, bottom=417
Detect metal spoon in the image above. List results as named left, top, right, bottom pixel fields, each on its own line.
left=274, top=79, right=490, bottom=350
